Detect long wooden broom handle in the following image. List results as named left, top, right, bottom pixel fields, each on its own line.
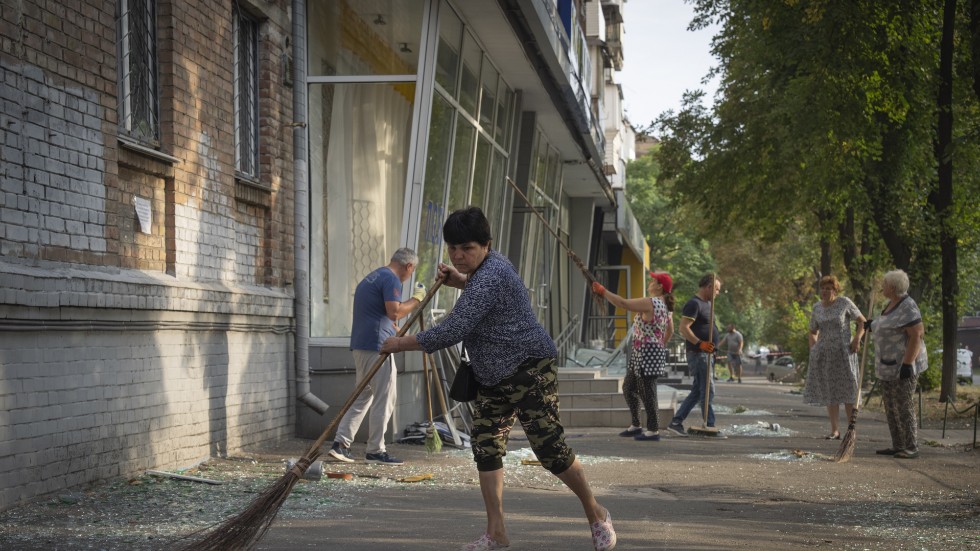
left=506, top=177, right=598, bottom=285
left=702, top=274, right=716, bottom=423
left=302, top=279, right=444, bottom=457
left=853, top=288, right=877, bottom=413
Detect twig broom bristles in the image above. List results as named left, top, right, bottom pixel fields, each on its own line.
left=835, top=288, right=877, bottom=463
left=177, top=280, right=443, bottom=551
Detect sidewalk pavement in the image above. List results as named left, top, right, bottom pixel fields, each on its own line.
left=255, top=376, right=980, bottom=550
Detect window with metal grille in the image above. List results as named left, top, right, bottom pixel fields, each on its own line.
left=118, top=0, right=159, bottom=145
left=234, top=3, right=259, bottom=179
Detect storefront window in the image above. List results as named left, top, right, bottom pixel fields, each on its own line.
left=416, top=95, right=454, bottom=293
left=308, top=0, right=425, bottom=76
left=470, top=135, right=492, bottom=214
left=420, top=4, right=519, bottom=314
left=458, top=31, right=481, bottom=117
left=447, top=116, right=475, bottom=211
left=435, top=6, right=462, bottom=96
left=479, top=62, right=497, bottom=130
left=309, top=82, right=415, bottom=337
left=520, top=129, right=563, bottom=324
left=494, top=85, right=513, bottom=146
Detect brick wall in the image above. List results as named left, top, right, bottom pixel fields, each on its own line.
left=0, top=0, right=298, bottom=510
left=1, top=0, right=293, bottom=281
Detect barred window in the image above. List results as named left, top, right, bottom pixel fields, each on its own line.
left=118, top=0, right=159, bottom=144
left=234, top=3, right=259, bottom=179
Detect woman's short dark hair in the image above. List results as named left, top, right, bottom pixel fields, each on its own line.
left=443, top=206, right=492, bottom=246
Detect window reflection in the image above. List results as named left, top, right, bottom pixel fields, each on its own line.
left=308, top=0, right=424, bottom=76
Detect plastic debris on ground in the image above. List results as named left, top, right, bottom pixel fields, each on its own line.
left=398, top=421, right=470, bottom=448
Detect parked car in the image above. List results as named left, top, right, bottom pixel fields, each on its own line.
left=766, top=356, right=801, bottom=383
left=937, top=348, right=974, bottom=383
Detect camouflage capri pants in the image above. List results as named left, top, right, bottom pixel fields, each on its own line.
left=470, top=357, right=575, bottom=475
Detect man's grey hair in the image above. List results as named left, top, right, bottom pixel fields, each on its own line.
left=391, top=247, right=418, bottom=267
left=882, top=269, right=910, bottom=296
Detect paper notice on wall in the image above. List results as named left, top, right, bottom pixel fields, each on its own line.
left=134, top=196, right=152, bottom=234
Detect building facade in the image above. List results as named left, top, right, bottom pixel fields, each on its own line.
left=0, top=0, right=643, bottom=509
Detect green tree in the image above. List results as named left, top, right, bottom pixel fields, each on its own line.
left=653, top=0, right=980, bottom=392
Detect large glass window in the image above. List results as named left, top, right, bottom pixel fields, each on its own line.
left=419, top=5, right=518, bottom=313
left=458, top=31, right=481, bottom=117
left=469, top=136, right=492, bottom=216
left=117, top=0, right=159, bottom=145
left=447, top=116, right=476, bottom=211
left=416, top=95, right=454, bottom=288
left=435, top=7, right=462, bottom=96
left=520, top=129, right=563, bottom=325
left=308, top=0, right=425, bottom=76
left=309, top=82, right=415, bottom=337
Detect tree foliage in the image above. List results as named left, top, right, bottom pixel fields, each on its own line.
left=642, top=0, right=980, bottom=363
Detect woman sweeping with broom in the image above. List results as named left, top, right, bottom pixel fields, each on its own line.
left=382, top=207, right=616, bottom=551
left=592, top=271, right=675, bottom=441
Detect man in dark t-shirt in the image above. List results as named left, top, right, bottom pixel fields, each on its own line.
left=667, top=274, right=721, bottom=436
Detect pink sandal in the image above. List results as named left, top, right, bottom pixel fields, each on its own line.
left=461, top=533, right=509, bottom=551
left=591, top=509, right=617, bottom=551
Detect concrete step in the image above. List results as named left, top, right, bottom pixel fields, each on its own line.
left=559, top=378, right=622, bottom=394
left=560, top=406, right=675, bottom=430
left=559, top=386, right=678, bottom=430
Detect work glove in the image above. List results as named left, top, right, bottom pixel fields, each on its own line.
left=591, top=282, right=606, bottom=297
left=899, top=363, right=913, bottom=380
left=411, top=282, right=426, bottom=302
left=864, top=318, right=874, bottom=332
left=697, top=340, right=715, bottom=354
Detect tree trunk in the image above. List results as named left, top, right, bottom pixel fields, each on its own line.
left=971, top=0, right=980, bottom=101
left=936, top=0, right=958, bottom=402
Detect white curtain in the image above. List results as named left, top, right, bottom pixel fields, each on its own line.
left=310, top=82, right=412, bottom=338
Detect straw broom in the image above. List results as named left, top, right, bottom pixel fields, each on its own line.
left=834, top=288, right=877, bottom=463
left=178, top=280, right=442, bottom=551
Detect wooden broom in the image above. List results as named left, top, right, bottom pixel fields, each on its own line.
left=834, top=288, right=877, bottom=462
left=177, top=280, right=443, bottom=551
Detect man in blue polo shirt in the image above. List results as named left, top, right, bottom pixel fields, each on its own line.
left=327, top=248, right=426, bottom=465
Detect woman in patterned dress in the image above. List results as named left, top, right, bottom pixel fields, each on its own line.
left=803, top=275, right=867, bottom=439
left=870, top=269, right=927, bottom=459
left=592, top=272, right=675, bottom=441
left=382, top=207, right=616, bottom=551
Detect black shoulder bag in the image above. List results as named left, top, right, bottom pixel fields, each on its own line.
left=449, top=356, right=480, bottom=402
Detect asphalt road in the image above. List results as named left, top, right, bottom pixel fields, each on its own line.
left=253, top=376, right=980, bottom=551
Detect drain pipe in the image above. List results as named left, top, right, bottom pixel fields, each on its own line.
left=292, top=0, right=328, bottom=415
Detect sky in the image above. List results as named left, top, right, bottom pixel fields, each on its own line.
left=618, top=1, right=720, bottom=129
